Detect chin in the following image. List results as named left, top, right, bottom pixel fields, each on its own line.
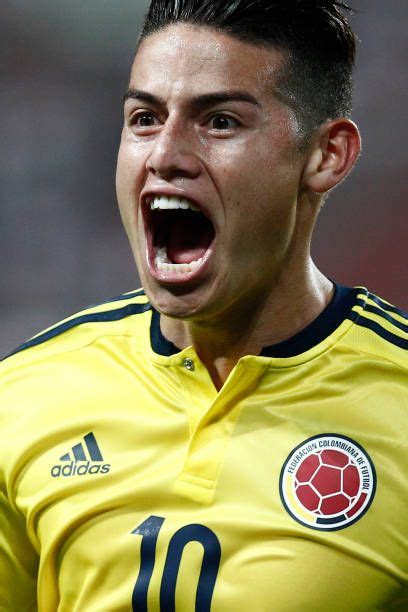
left=142, top=278, right=212, bottom=321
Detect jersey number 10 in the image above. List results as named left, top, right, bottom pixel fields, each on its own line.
left=131, top=515, right=222, bottom=611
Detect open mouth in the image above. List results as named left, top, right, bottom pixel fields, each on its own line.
left=144, top=195, right=216, bottom=277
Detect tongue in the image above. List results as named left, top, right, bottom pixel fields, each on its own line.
left=167, top=217, right=213, bottom=264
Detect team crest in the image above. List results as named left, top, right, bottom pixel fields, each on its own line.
left=279, top=434, right=376, bottom=531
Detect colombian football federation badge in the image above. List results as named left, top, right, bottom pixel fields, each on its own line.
left=279, top=434, right=376, bottom=531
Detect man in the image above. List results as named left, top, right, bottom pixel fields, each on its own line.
left=1, top=0, right=406, bottom=609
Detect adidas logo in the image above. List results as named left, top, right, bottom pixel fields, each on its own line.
left=51, top=432, right=111, bottom=478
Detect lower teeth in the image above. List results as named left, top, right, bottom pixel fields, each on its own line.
left=154, top=247, right=203, bottom=273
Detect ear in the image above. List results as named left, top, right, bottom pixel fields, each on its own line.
left=302, top=119, right=361, bottom=194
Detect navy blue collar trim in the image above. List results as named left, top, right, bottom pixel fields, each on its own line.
left=150, top=284, right=361, bottom=359
left=260, top=284, right=360, bottom=357
left=150, top=308, right=181, bottom=357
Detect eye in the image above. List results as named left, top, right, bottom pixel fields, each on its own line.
left=209, top=114, right=239, bottom=131
left=131, top=111, right=160, bottom=128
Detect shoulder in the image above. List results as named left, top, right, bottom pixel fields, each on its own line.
left=344, top=287, right=407, bottom=371
left=0, top=289, right=155, bottom=473
left=1, top=288, right=152, bottom=370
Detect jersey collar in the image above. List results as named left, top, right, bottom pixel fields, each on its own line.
left=150, top=284, right=361, bottom=359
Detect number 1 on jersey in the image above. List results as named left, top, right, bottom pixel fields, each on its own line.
left=131, top=515, right=221, bottom=611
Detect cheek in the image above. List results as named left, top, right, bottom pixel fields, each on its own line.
left=116, top=145, right=135, bottom=197
left=116, top=142, right=146, bottom=225
left=116, top=132, right=150, bottom=193
left=221, top=161, right=298, bottom=255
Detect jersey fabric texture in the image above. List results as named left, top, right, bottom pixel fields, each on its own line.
left=0, top=285, right=407, bottom=611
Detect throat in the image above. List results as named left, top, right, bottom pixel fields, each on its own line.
left=156, top=210, right=214, bottom=264
left=167, top=232, right=209, bottom=264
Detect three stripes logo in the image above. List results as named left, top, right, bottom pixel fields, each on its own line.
left=51, top=432, right=111, bottom=478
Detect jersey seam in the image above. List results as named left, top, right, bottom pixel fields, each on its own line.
left=338, top=342, right=407, bottom=373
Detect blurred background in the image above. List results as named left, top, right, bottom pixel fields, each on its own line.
left=1, top=0, right=407, bottom=356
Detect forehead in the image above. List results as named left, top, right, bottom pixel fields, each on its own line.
left=130, top=24, right=285, bottom=100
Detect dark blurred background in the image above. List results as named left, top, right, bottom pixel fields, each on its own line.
left=1, top=0, right=407, bottom=356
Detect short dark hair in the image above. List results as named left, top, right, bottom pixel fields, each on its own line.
left=140, top=0, right=356, bottom=143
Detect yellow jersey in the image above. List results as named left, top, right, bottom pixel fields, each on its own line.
left=0, top=285, right=407, bottom=611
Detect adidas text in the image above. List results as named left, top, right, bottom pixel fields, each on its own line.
left=51, top=461, right=111, bottom=478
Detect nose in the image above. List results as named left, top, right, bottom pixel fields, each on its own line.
left=146, top=116, right=201, bottom=181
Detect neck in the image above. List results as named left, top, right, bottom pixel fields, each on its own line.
left=160, top=260, right=334, bottom=390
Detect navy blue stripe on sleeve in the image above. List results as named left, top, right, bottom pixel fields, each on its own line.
left=364, top=304, right=408, bottom=333
left=3, top=302, right=152, bottom=360
left=348, top=310, right=407, bottom=349
left=368, top=293, right=407, bottom=319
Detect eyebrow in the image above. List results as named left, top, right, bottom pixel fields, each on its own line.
left=123, top=88, right=262, bottom=109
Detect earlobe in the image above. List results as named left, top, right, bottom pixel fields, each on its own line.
left=302, top=119, right=361, bottom=194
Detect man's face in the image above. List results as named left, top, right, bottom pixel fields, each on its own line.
left=116, top=24, right=308, bottom=322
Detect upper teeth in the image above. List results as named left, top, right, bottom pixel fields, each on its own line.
left=150, top=196, right=200, bottom=211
